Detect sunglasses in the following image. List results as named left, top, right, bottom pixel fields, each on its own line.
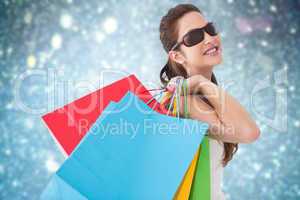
left=170, top=22, right=218, bottom=51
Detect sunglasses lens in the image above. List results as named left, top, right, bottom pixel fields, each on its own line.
left=181, top=22, right=218, bottom=48
left=183, top=29, right=204, bottom=47
left=206, top=23, right=218, bottom=36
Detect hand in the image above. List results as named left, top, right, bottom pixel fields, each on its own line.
left=166, top=75, right=211, bottom=95
left=166, top=76, right=184, bottom=93
left=186, top=74, right=211, bottom=94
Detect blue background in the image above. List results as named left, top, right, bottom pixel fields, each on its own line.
left=0, top=0, right=299, bottom=199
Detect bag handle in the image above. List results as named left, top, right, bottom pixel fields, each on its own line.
left=142, top=76, right=189, bottom=118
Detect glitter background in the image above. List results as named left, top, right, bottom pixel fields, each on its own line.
left=0, top=0, right=299, bottom=199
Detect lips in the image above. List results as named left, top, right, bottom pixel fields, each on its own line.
left=203, top=45, right=219, bottom=55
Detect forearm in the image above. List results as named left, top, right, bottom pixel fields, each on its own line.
left=189, top=79, right=260, bottom=143
left=187, top=77, right=224, bottom=116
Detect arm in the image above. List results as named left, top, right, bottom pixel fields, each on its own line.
left=184, top=75, right=260, bottom=143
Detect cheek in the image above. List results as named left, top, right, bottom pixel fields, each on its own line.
left=186, top=47, right=205, bottom=64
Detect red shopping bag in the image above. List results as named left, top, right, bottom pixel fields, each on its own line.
left=42, top=74, right=167, bottom=155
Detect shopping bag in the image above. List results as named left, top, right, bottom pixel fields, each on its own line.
left=189, top=136, right=211, bottom=200
left=160, top=77, right=211, bottom=200
left=41, top=73, right=199, bottom=198
left=42, top=74, right=166, bottom=155
left=41, top=91, right=209, bottom=199
left=40, top=174, right=87, bottom=200
left=174, top=146, right=200, bottom=199
left=41, top=74, right=209, bottom=199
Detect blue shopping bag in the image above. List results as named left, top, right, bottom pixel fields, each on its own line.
left=40, top=174, right=87, bottom=200
left=41, top=91, right=209, bottom=200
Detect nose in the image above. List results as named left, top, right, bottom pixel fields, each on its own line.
left=203, top=31, right=215, bottom=44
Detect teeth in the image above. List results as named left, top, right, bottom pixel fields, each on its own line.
left=204, top=47, right=217, bottom=55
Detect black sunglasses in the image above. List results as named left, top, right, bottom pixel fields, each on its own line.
left=170, top=22, right=218, bottom=51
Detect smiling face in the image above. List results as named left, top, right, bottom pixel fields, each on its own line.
left=169, top=11, right=223, bottom=76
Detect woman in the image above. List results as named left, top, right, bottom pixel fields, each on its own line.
left=159, top=3, right=260, bottom=199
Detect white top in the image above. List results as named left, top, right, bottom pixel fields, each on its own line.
left=209, top=138, right=226, bottom=200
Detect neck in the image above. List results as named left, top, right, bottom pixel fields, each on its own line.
left=189, top=66, right=213, bottom=81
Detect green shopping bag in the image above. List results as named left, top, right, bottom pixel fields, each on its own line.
left=189, top=135, right=211, bottom=200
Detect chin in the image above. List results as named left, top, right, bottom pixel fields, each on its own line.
left=202, top=58, right=222, bottom=67
left=203, top=54, right=223, bottom=66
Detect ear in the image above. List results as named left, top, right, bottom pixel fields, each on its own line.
left=168, top=50, right=185, bottom=65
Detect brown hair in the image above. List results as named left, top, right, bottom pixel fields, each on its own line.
left=159, top=3, right=238, bottom=167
